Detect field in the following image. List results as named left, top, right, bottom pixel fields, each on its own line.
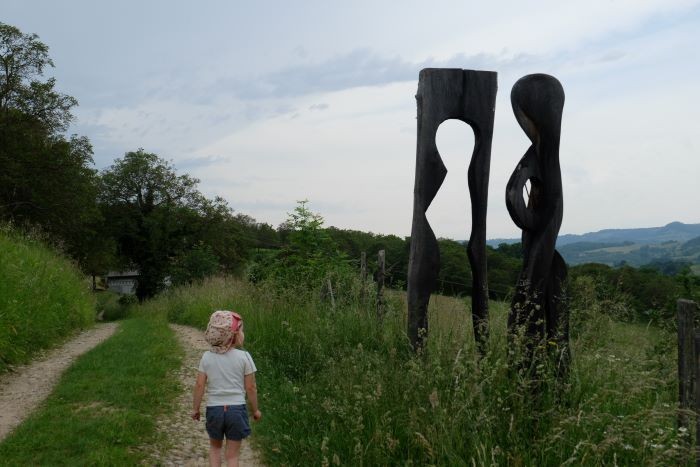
left=135, top=276, right=688, bottom=466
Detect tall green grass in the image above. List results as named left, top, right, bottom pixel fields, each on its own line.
left=136, top=276, right=689, bottom=465
left=0, top=228, right=94, bottom=373
left=0, top=316, right=182, bottom=465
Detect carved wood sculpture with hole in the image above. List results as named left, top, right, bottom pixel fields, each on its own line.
left=407, top=69, right=569, bottom=373
left=407, top=68, right=497, bottom=353
left=506, top=74, right=569, bottom=376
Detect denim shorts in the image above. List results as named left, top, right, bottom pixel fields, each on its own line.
left=205, top=404, right=251, bottom=441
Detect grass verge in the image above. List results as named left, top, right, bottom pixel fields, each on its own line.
left=0, top=227, right=95, bottom=373
left=0, top=316, right=182, bottom=466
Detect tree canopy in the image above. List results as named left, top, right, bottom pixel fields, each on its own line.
left=0, top=22, right=76, bottom=134
left=0, top=22, right=105, bottom=268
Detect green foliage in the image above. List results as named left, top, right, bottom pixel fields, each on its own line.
left=326, top=226, right=409, bottom=288
left=136, top=276, right=688, bottom=465
left=0, top=227, right=94, bottom=373
left=436, top=238, right=471, bottom=295
left=0, top=23, right=110, bottom=272
left=247, top=201, right=356, bottom=295
left=170, top=243, right=219, bottom=286
left=495, top=241, right=523, bottom=259
left=94, top=291, right=137, bottom=321
left=0, top=22, right=77, bottom=133
left=569, top=263, right=687, bottom=323
left=645, top=259, right=693, bottom=276
left=0, top=317, right=182, bottom=465
left=99, top=149, right=252, bottom=299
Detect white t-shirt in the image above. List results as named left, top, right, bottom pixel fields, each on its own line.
left=198, top=348, right=257, bottom=406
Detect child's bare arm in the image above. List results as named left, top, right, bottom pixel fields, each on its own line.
left=191, top=372, right=207, bottom=420
left=244, top=372, right=262, bottom=421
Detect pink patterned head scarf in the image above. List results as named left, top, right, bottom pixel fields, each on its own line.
left=204, top=310, right=243, bottom=353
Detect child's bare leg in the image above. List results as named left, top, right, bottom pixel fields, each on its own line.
left=209, top=439, right=223, bottom=467
left=225, top=439, right=242, bottom=467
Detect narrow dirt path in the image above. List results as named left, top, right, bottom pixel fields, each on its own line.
left=0, top=322, right=119, bottom=442
left=144, top=323, right=264, bottom=466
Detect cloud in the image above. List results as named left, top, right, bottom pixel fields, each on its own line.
left=222, top=49, right=535, bottom=100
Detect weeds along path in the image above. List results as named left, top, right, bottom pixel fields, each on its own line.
left=0, top=322, right=119, bottom=442
left=144, top=323, right=264, bottom=466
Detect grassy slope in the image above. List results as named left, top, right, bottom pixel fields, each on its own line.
left=135, top=277, right=688, bottom=465
left=0, top=317, right=182, bottom=466
left=0, top=229, right=94, bottom=373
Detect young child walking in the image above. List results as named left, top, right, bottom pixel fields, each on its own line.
left=192, top=310, right=262, bottom=467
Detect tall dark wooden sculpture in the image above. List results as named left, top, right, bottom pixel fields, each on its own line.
left=505, top=74, right=569, bottom=374
left=407, top=68, right=497, bottom=352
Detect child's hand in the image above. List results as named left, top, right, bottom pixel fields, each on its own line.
left=191, top=410, right=200, bottom=421
left=253, top=410, right=262, bottom=421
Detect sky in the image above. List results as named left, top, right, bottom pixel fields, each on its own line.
left=4, top=0, right=700, bottom=240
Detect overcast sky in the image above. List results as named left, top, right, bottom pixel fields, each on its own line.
left=4, top=0, right=700, bottom=239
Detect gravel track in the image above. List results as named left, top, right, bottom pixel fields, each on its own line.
left=142, top=323, right=264, bottom=466
left=0, top=322, right=119, bottom=442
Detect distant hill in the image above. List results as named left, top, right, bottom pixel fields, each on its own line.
left=487, top=222, right=700, bottom=268
left=556, top=221, right=700, bottom=246
left=488, top=222, right=700, bottom=247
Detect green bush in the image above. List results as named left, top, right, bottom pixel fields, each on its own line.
left=0, top=228, right=94, bottom=372
left=94, top=290, right=134, bottom=321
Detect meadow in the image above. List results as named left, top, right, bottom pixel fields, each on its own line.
left=135, top=276, right=689, bottom=466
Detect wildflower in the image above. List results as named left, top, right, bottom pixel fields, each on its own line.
left=375, top=383, right=383, bottom=398
left=354, top=439, right=363, bottom=457
left=429, top=389, right=439, bottom=409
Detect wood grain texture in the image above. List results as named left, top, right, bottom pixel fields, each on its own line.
left=505, top=74, right=569, bottom=374
left=407, top=68, right=497, bottom=351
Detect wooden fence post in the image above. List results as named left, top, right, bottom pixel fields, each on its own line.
left=327, top=278, right=336, bottom=310
left=360, top=252, right=367, bottom=303
left=694, top=329, right=700, bottom=466
left=376, top=250, right=385, bottom=320
left=678, top=299, right=697, bottom=430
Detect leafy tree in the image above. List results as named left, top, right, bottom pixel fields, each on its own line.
left=0, top=23, right=108, bottom=269
left=170, top=243, right=219, bottom=286
left=99, top=149, right=249, bottom=299
left=436, top=239, right=471, bottom=296
left=496, top=242, right=523, bottom=259
left=486, top=246, right=521, bottom=298
left=249, top=201, right=353, bottom=292
left=325, top=227, right=409, bottom=287
left=0, top=22, right=76, bottom=134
